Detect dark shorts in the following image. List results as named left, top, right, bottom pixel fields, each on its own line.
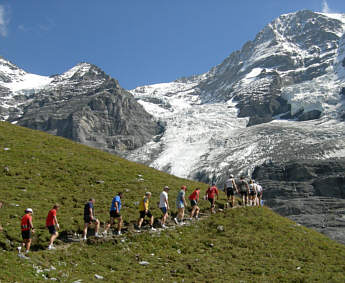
left=257, top=192, right=262, bottom=197
left=84, top=216, right=99, bottom=223
left=21, top=230, right=32, bottom=240
left=110, top=210, right=121, bottom=218
left=208, top=198, right=214, bottom=207
left=249, top=191, right=256, bottom=196
left=226, top=188, right=235, bottom=196
left=190, top=200, right=197, bottom=207
left=160, top=207, right=167, bottom=214
left=139, top=210, right=152, bottom=219
left=240, top=191, right=248, bottom=197
left=47, top=225, right=57, bottom=235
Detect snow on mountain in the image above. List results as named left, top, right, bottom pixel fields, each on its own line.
left=0, top=57, right=53, bottom=120
left=127, top=10, right=345, bottom=182
left=129, top=81, right=248, bottom=177
left=0, top=61, right=110, bottom=121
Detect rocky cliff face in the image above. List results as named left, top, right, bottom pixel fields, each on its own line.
left=0, top=60, right=162, bottom=153
left=252, top=159, right=345, bottom=244
left=127, top=10, right=345, bottom=182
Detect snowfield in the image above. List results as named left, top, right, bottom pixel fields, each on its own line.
left=1, top=10, right=345, bottom=185
left=126, top=11, right=345, bottom=182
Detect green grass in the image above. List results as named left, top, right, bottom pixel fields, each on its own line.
left=1, top=121, right=345, bottom=282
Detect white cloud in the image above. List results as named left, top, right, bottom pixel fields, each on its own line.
left=0, top=5, right=9, bottom=37
left=322, top=0, right=332, bottom=13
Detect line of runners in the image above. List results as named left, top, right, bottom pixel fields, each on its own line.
left=17, top=175, right=263, bottom=253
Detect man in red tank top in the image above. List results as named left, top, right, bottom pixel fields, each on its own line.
left=188, top=188, right=200, bottom=219
left=46, top=204, right=60, bottom=250
left=20, top=208, right=34, bottom=254
left=205, top=184, right=219, bottom=214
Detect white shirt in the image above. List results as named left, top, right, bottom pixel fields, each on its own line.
left=159, top=191, right=168, bottom=208
left=256, top=184, right=262, bottom=193
left=225, top=178, right=234, bottom=188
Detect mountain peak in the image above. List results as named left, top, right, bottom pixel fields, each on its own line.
left=58, top=62, right=105, bottom=80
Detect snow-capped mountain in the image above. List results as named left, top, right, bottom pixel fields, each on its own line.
left=0, top=57, right=53, bottom=120
left=0, top=60, right=161, bottom=152
left=127, top=10, right=345, bottom=183
left=1, top=9, right=345, bottom=243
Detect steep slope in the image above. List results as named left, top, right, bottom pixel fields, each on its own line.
left=125, top=10, right=345, bottom=245
left=0, top=60, right=162, bottom=153
left=1, top=122, right=345, bottom=282
left=128, top=10, right=345, bottom=181
left=252, top=159, right=345, bottom=244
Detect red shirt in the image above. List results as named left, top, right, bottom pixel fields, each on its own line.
left=206, top=186, right=219, bottom=199
left=189, top=190, right=200, bottom=201
left=21, top=214, right=32, bottom=231
left=46, top=209, right=57, bottom=227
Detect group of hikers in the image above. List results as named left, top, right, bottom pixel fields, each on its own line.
left=15, top=174, right=263, bottom=254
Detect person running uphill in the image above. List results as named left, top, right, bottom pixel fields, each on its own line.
left=188, top=188, right=200, bottom=220
left=256, top=182, right=263, bottom=207
left=248, top=179, right=257, bottom=206
left=137, top=192, right=156, bottom=231
left=83, top=198, right=100, bottom=240
left=224, top=174, right=238, bottom=208
left=205, top=184, right=219, bottom=214
left=159, top=186, right=170, bottom=228
left=175, top=186, right=187, bottom=225
left=238, top=176, right=250, bottom=206
left=46, top=204, right=60, bottom=250
left=20, top=208, right=34, bottom=254
left=104, top=192, right=123, bottom=236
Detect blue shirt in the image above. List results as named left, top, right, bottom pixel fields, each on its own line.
left=110, top=195, right=121, bottom=212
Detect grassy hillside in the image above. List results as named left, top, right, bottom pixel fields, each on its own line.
left=1, top=121, right=345, bottom=282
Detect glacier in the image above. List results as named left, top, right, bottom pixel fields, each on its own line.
left=126, top=10, right=345, bottom=184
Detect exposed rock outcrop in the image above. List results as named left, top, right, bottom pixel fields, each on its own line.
left=252, top=159, right=345, bottom=244
left=14, top=64, right=163, bottom=153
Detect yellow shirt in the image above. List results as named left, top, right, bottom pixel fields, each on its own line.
left=139, top=196, right=149, bottom=211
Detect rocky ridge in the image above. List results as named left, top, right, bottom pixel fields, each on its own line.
left=0, top=60, right=162, bottom=153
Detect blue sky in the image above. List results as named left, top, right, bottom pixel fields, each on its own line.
left=1, top=0, right=345, bottom=89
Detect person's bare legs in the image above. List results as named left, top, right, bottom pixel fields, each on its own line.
left=83, top=223, right=89, bottom=239
left=178, top=207, right=185, bottom=222
left=117, top=216, right=122, bottom=233
left=25, top=239, right=32, bottom=252
left=49, top=232, right=59, bottom=246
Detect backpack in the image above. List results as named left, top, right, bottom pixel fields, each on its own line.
left=239, top=180, right=247, bottom=193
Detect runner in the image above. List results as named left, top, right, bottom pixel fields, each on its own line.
left=188, top=188, right=200, bottom=220
left=159, top=186, right=170, bottom=228
left=104, top=192, right=123, bottom=236
left=238, top=176, right=250, bottom=206
left=256, top=182, right=263, bottom=206
left=205, top=184, right=219, bottom=214
left=248, top=179, right=257, bottom=206
left=137, top=192, right=156, bottom=231
left=82, top=198, right=101, bottom=240
left=174, top=186, right=187, bottom=225
left=224, top=174, right=238, bottom=208
left=46, top=204, right=60, bottom=250
left=20, top=208, right=34, bottom=254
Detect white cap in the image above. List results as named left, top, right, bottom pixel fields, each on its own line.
left=25, top=208, right=33, bottom=213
